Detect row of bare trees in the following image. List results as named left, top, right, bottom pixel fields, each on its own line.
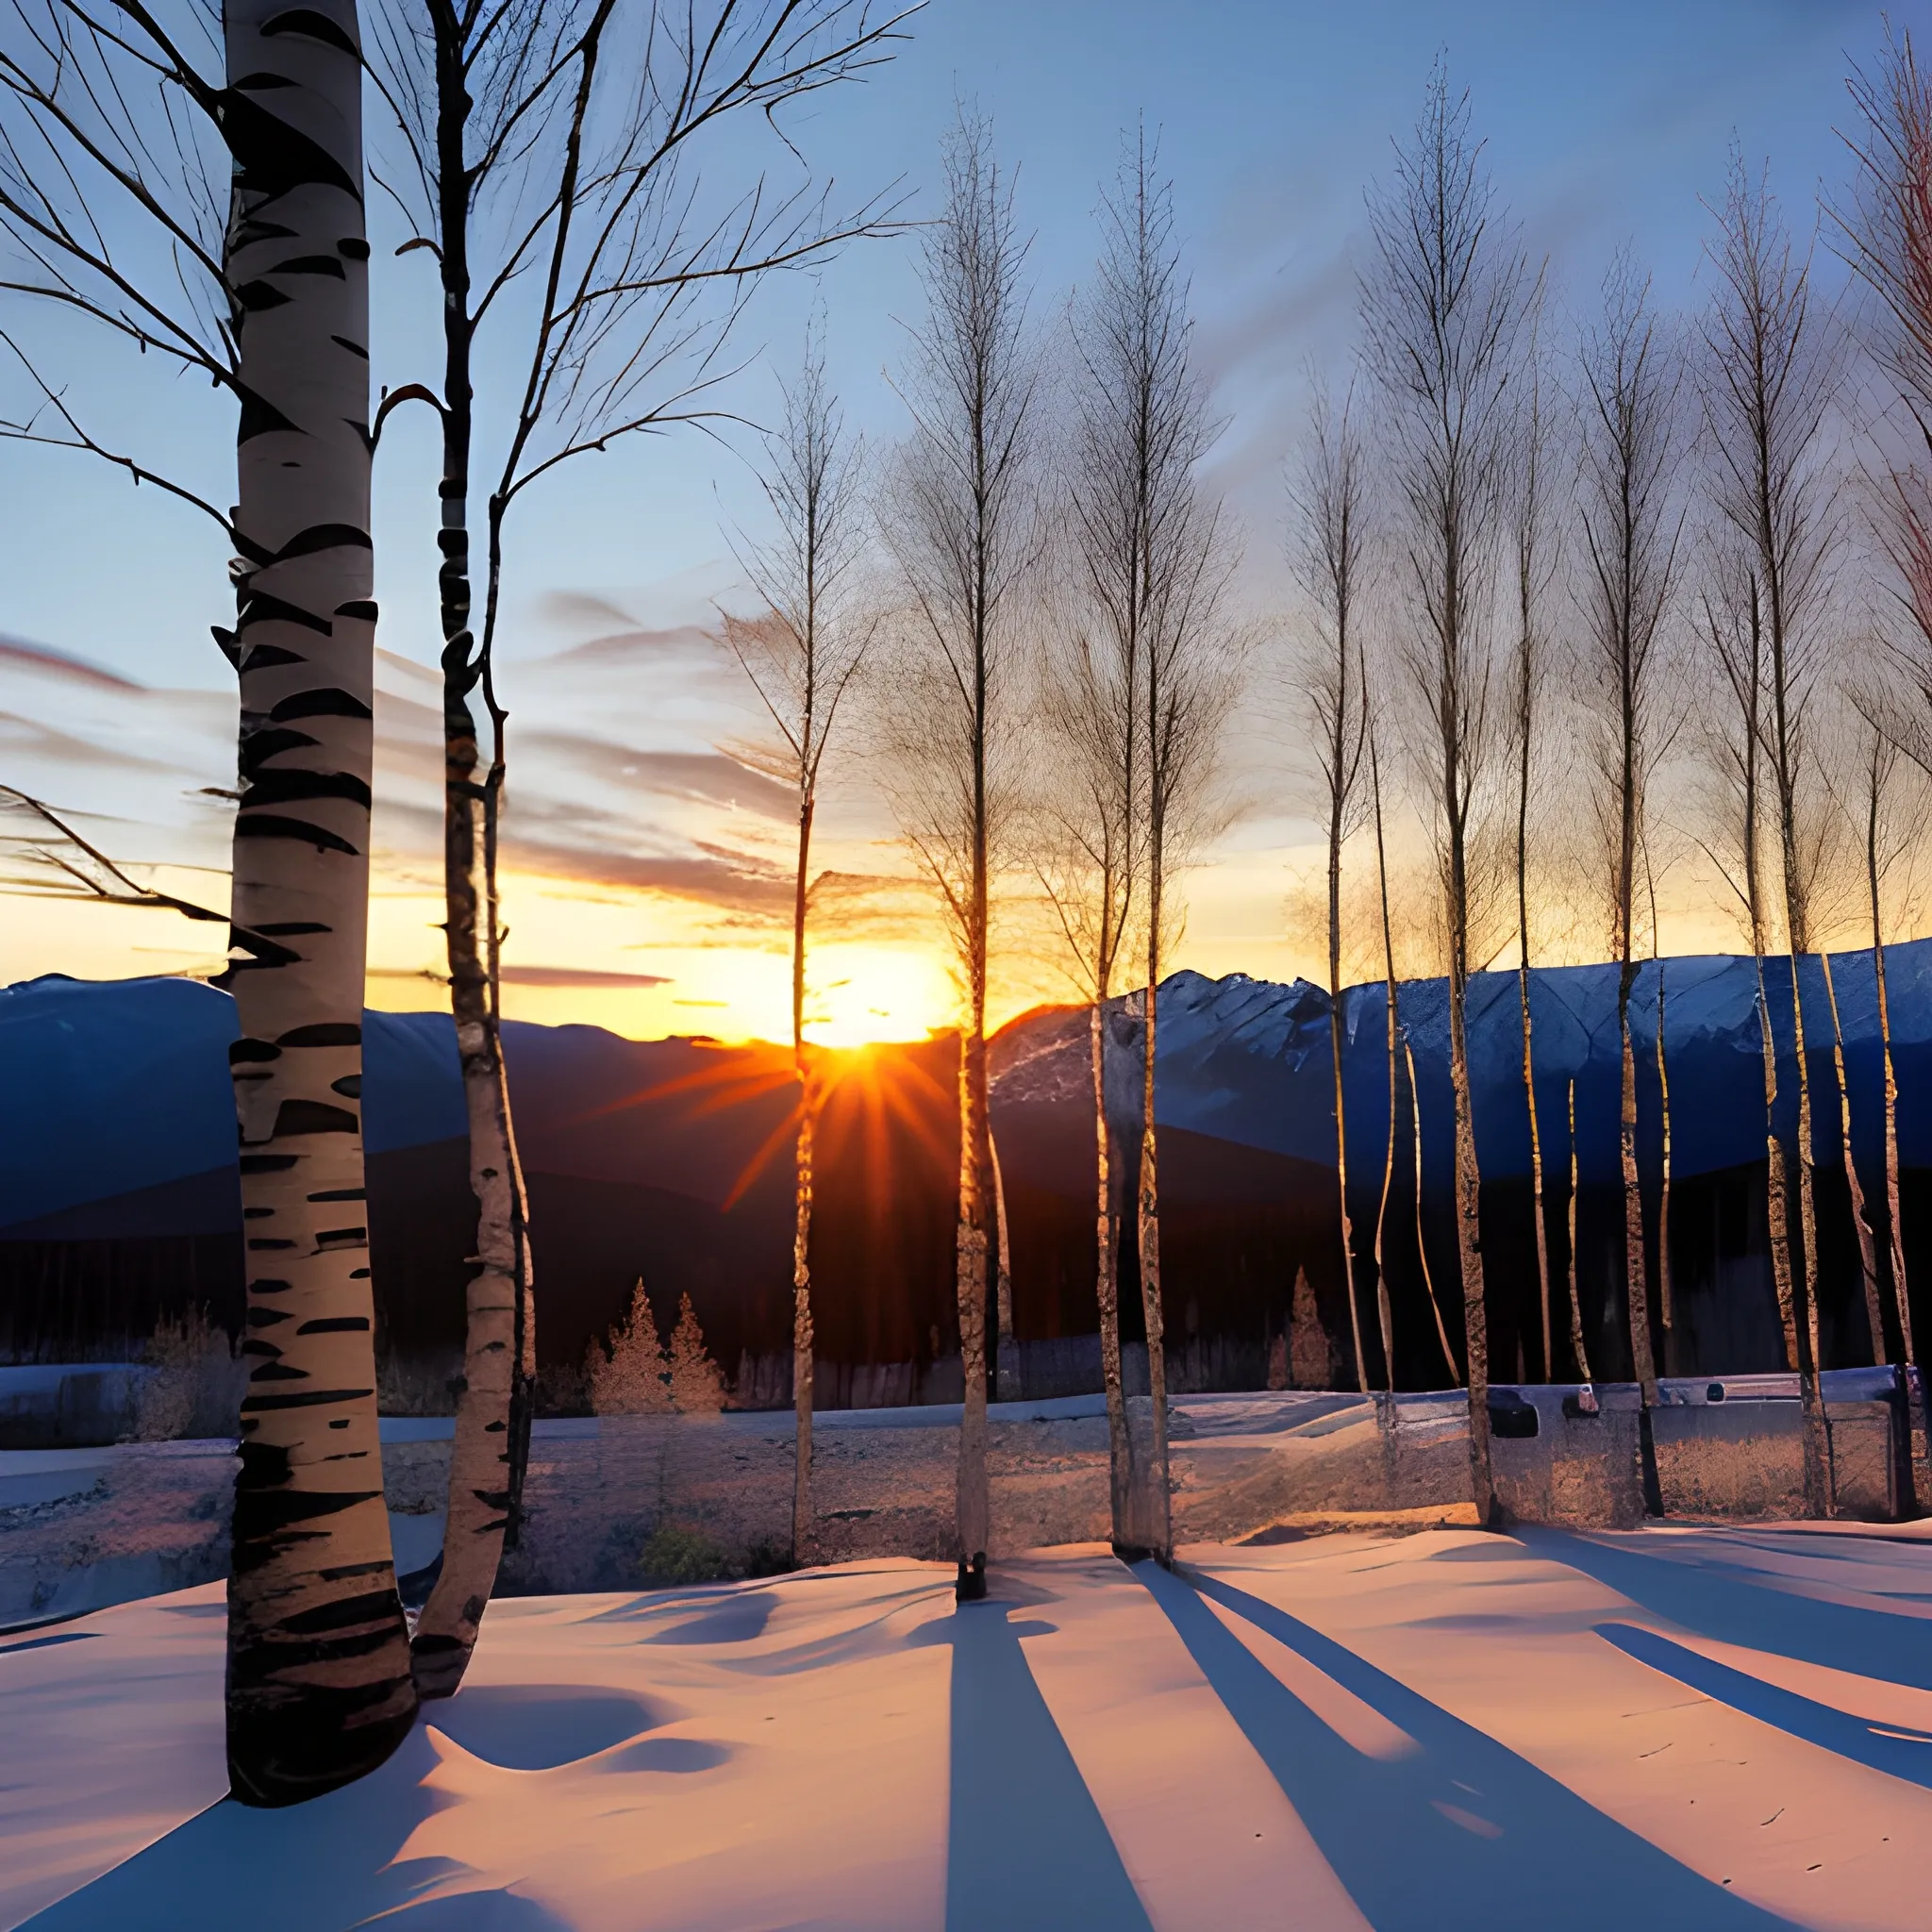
left=1274, top=38, right=1932, bottom=1524
left=730, top=115, right=1241, bottom=1578
left=1, top=0, right=909, bottom=1797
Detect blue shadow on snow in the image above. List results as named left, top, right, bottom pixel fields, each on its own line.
left=1141, top=1562, right=1796, bottom=1930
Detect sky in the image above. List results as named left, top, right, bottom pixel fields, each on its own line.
left=0, top=0, right=1906, bottom=1045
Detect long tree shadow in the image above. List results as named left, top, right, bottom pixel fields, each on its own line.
left=1143, top=1563, right=1794, bottom=1930
left=1597, top=1621, right=1932, bottom=1789
left=1524, top=1528, right=1932, bottom=1693
left=918, top=1598, right=1153, bottom=1932
left=19, top=1728, right=566, bottom=1930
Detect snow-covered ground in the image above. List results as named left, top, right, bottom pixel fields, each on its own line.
left=8, top=1524, right=1932, bottom=1929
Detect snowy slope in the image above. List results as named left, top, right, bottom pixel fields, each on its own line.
left=10, top=1528, right=1932, bottom=1928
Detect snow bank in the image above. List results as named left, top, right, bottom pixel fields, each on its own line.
left=11, top=1526, right=1932, bottom=1927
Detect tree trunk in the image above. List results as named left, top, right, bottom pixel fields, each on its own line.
left=1821, top=951, right=1887, bottom=1366
left=991, top=1124, right=1019, bottom=1400
left=1447, top=982, right=1494, bottom=1522
left=1330, top=833, right=1367, bottom=1393
left=1656, top=960, right=1674, bottom=1371
left=220, top=0, right=416, bottom=1805
left=406, top=10, right=536, bottom=1696
left=1757, top=958, right=1826, bottom=1512
left=1565, top=1080, right=1594, bottom=1387
left=1519, top=964, right=1552, bottom=1382
left=1137, top=971, right=1173, bottom=1560
left=791, top=792, right=816, bottom=1562
left=1091, top=1000, right=1133, bottom=1543
left=1374, top=985, right=1400, bottom=1391
left=1787, top=954, right=1835, bottom=1515
left=1876, top=929, right=1915, bottom=1364
left=1618, top=966, right=1663, bottom=1514
left=1406, top=1036, right=1460, bottom=1385
left=956, top=999, right=991, bottom=1592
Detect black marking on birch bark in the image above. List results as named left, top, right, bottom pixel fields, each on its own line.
left=232, top=218, right=298, bottom=246
left=271, top=688, right=373, bottom=722
left=232, top=71, right=296, bottom=91
left=280, top=1591, right=406, bottom=1639
left=240, top=589, right=332, bottom=635
left=212, top=626, right=243, bottom=666
left=308, top=1187, right=366, bottom=1201
left=240, top=645, right=308, bottom=671
left=273, top=1099, right=358, bottom=1135
left=239, top=1156, right=298, bottom=1174
left=337, top=238, right=370, bottom=259
left=241, top=770, right=373, bottom=810
left=219, top=90, right=359, bottom=200
left=247, top=1279, right=293, bottom=1293
left=350, top=1268, right=370, bottom=1278
left=231, top=1039, right=282, bottom=1062
left=274, top=522, right=372, bottom=559
left=330, top=1074, right=361, bottom=1096
left=335, top=599, right=377, bottom=619
left=236, top=280, right=294, bottom=311
left=265, top=255, right=347, bottom=279
left=242, top=729, right=323, bottom=772
left=234, top=386, right=300, bottom=442
left=282, top=1022, right=360, bottom=1045
left=332, top=335, right=369, bottom=358
left=260, top=8, right=360, bottom=54
left=248, top=1307, right=294, bottom=1324
left=242, top=1388, right=377, bottom=1412
left=244, top=1208, right=275, bottom=1218
left=319, top=1561, right=394, bottom=1582
left=233, top=815, right=359, bottom=855
left=294, top=1313, right=370, bottom=1333
left=257, top=922, right=329, bottom=935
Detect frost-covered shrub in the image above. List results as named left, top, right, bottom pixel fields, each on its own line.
left=134, top=1307, right=243, bottom=1441
left=638, top=1521, right=731, bottom=1587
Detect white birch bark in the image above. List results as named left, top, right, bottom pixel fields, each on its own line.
left=218, top=0, right=415, bottom=1805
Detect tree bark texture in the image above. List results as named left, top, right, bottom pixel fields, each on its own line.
left=219, top=0, right=416, bottom=1805
left=1820, top=952, right=1888, bottom=1366
left=791, top=792, right=817, bottom=1559
left=1786, top=954, right=1835, bottom=1515
left=408, top=73, right=525, bottom=1690
left=1091, top=1002, right=1133, bottom=1542
left=1617, top=968, right=1663, bottom=1514
left=992, top=1124, right=1019, bottom=1400
left=1449, top=995, right=1494, bottom=1521
left=1406, top=1036, right=1460, bottom=1386
left=1519, top=964, right=1552, bottom=1382
left=1756, top=959, right=1828, bottom=1513
left=1565, top=1080, right=1594, bottom=1385
left=1656, top=961, right=1674, bottom=1365
left=1137, top=974, right=1173, bottom=1560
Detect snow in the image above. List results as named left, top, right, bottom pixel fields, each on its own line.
left=8, top=1526, right=1932, bottom=1928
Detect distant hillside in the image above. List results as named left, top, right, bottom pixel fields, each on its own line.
left=6, top=946, right=1931, bottom=1393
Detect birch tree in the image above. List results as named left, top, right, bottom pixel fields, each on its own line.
left=722, top=329, right=869, bottom=1562
left=0, top=0, right=415, bottom=1800
left=1507, top=296, right=1557, bottom=1380
left=1066, top=133, right=1236, bottom=1560
left=1577, top=251, right=1683, bottom=1512
left=1290, top=386, right=1370, bottom=1391
left=884, top=109, right=1035, bottom=1599
left=369, top=0, right=910, bottom=1690
left=1035, top=626, right=1140, bottom=1541
left=1361, top=62, right=1527, bottom=1524
left=1703, top=152, right=1840, bottom=1513
left=1701, top=556, right=1819, bottom=1484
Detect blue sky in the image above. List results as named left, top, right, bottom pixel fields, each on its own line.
left=0, top=0, right=1905, bottom=1037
